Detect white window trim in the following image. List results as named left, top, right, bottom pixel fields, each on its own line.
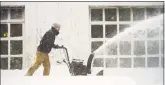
left=1, top=6, right=25, bottom=70
left=90, top=6, right=163, bottom=69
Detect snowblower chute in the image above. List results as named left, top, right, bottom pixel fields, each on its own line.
left=61, top=47, right=94, bottom=76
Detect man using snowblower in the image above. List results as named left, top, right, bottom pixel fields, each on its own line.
left=26, top=23, right=63, bottom=76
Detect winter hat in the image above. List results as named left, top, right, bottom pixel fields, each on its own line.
left=52, top=23, right=60, bottom=28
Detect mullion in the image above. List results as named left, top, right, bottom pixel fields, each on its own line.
left=7, top=8, right=11, bottom=70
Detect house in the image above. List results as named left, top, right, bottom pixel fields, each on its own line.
left=0, top=1, right=164, bottom=85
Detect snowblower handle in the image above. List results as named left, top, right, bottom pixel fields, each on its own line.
left=56, top=46, right=70, bottom=63
left=63, top=47, right=70, bottom=63
left=61, top=47, right=74, bottom=73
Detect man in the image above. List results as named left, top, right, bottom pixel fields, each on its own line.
left=26, top=23, right=63, bottom=76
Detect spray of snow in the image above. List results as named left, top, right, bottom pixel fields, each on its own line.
left=94, top=14, right=163, bottom=55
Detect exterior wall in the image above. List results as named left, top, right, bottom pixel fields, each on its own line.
left=1, top=1, right=164, bottom=85
left=1, top=2, right=91, bottom=68
left=1, top=1, right=163, bottom=67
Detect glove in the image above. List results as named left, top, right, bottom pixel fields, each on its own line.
left=53, top=44, right=64, bottom=48
left=58, top=45, right=64, bottom=48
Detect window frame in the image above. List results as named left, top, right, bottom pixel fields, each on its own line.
left=0, top=6, right=25, bottom=70
left=89, top=6, right=163, bottom=68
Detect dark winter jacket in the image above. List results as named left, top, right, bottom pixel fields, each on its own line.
left=37, top=27, right=60, bottom=54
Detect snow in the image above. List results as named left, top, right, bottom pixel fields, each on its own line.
left=1, top=65, right=136, bottom=85
left=1, top=76, right=136, bottom=85
left=94, top=14, right=163, bottom=55
left=1, top=65, right=70, bottom=76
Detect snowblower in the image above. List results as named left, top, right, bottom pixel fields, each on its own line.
left=59, top=47, right=94, bottom=76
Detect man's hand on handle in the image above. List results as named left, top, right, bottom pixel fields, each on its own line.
left=58, top=45, right=64, bottom=48
left=53, top=44, right=64, bottom=49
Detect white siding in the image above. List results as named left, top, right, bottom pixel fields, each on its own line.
left=1, top=2, right=164, bottom=85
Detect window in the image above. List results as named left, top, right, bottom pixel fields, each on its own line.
left=119, top=8, right=131, bottom=21
left=10, top=24, right=22, bottom=37
left=91, top=41, right=103, bottom=53
left=161, top=40, right=163, bottom=54
left=106, top=58, right=118, bottom=68
left=160, top=8, right=164, bottom=14
left=120, top=41, right=131, bottom=55
left=105, top=42, right=117, bottom=55
left=90, top=6, right=163, bottom=69
left=93, top=58, right=104, bottom=67
left=0, top=41, right=8, bottom=55
left=91, top=25, right=103, bottom=38
left=91, top=9, right=103, bottom=21
left=0, top=8, right=8, bottom=20
left=120, top=58, right=131, bottom=68
left=11, top=8, right=23, bottom=19
left=0, top=7, right=24, bottom=70
left=10, top=57, right=22, bottom=69
left=146, top=8, right=159, bottom=18
left=133, top=29, right=145, bottom=39
left=147, top=57, right=159, bottom=67
left=0, top=24, right=8, bottom=37
left=134, top=41, right=145, bottom=55
left=0, top=58, right=8, bottom=70
left=105, top=8, right=117, bottom=21
left=133, top=8, right=145, bottom=21
left=119, top=24, right=130, bottom=33
left=147, top=27, right=159, bottom=38
left=147, top=40, right=159, bottom=55
left=134, top=57, right=145, bottom=68
left=161, top=57, right=164, bottom=67
left=10, top=40, right=23, bottom=54
left=105, top=25, right=117, bottom=38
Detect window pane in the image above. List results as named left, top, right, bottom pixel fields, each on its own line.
left=119, top=8, right=130, bottom=21
left=0, top=8, right=8, bottom=20
left=147, top=8, right=159, bottom=18
left=105, top=42, right=117, bottom=55
left=91, top=41, right=103, bottom=53
left=147, top=57, right=159, bottom=67
left=10, top=24, right=22, bottom=37
left=120, top=58, right=131, bottom=68
left=0, top=41, right=8, bottom=55
left=93, top=58, right=104, bottom=67
left=161, top=57, right=164, bottom=68
left=120, top=41, right=131, bottom=55
left=91, top=25, right=103, bottom=38
left=133, top=8, right=145, bottom=21
left=106, top=58, right=117, bottom=68
left=147, top=40, right=159, bottom=55
left=10, top=40, right=23, bottom=54
left=160, top=8, right=164, bottom=14
left=0, top=24, right=8, bottom=37
left=147, top=28, right=159, bottom=38
left=10, top=57, right=22, bottom=69
left=133, top=29, right=145, bottom=39
left=119, top=24, right=129, bottom=33
left=91, top=9, right=102, bottom=21
left=134, top=57, right=145, bottom=68
left=1, top=57, right=8, bottom=70
left=10, top=8, right=23, bottom=19
left=105, top=8, right=116, bottom=21
left=161, top=40, right=163, bottom=54
left=134, top=41, right=145, bottom=55
left=105, top=25, right=117, bottom=38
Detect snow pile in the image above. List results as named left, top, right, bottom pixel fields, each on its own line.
left=2, top=75, right=136, bottom=85
left=1, top=65, right=70, bottom=76
left=1, top=65, right=136, bottom=85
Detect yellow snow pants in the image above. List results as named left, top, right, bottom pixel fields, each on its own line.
left=26, top=51, right=50, bottom=76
